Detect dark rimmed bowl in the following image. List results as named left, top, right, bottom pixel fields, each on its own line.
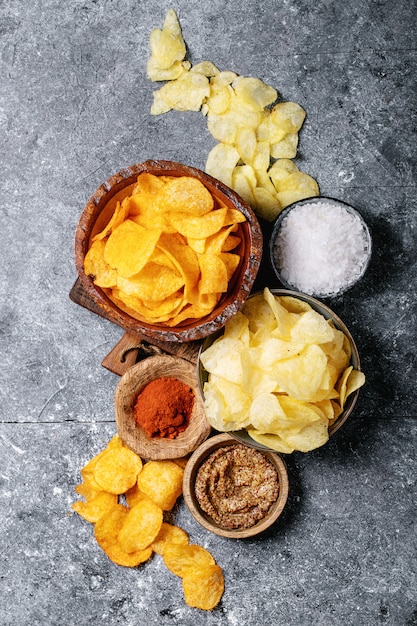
left=75, top=160, right=263, bottom=343
left=197, top=289, right=362, bottom=453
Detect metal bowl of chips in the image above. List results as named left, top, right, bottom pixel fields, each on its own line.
left=74, top=160, right=263, bottom=343
left=183, top=433, right=289, bottom=538
left=114, top=354, right=212, bottom=461
left=197, top=289, right=365, bottom=454
left=269, top=196, right=372, bottom=298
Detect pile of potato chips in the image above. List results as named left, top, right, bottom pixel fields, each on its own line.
left=199, top=289, right=365, bottom=453
left=84, top=173, right=246, bottom=326
left=72, top=435, right=224, bottom=611
left=147, top=10, right=319, bottom=221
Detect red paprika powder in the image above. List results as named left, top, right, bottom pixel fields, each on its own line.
left=134, top=377, right=194, bottom=439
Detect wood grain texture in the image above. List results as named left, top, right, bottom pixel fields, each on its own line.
left=114, top=355, right=212, bottom=460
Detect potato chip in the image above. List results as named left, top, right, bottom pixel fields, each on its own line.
left=72, top=491, right=118, bottom=523
left=205, top=143, right=240, bottom=188
left=137, top=460, right=184, bottom=510
left=163, top=543, right=215, bottom=578
left=84, top=240, right=118, bottom=288
left=147, top=9, right=186, bottom=81
left=151, top=71, right=210, bottom=113
left=158, top=176, right=214, bottom=216
left=92, top=200, right=130, bottom=242
left=232, top=75, right=277, bottom=111
left=118, top=499, right=163, bottom=553
left=117, top=263, right=184, bottom=302
left=198, top=253, right=228, bottom=294
left=124, top=483, right=152, bottom=508
left=182, top=564, right=224, bottom=610
left=94, top=505, right=153, bottom=567
left=152, top=523, right=189, bottom=556
left=93, top=447, right=142, bottom=495
left=104, top=220, right=161, bottom=278
left=167, top=207, right=227, bottom=239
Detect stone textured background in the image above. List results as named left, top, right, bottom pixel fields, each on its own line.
left=0, top=1, right=416, bottom=624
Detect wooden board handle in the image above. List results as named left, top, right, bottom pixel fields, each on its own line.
left=101, top=331, right=163, bottom=376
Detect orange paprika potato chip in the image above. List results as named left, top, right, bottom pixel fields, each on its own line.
left=71, top=491, right=118, bottom=523
left=151, top=523, right=189, bottom=556
left=93, top=447, right=143, bottom=495
left=104, top=220, right=161, bottom=278
left=163, top=543, right=215, bottom=577
left=94, top=505, right=153, bottom=567
left=137, top=460, right=184, bottom=511
left=118, top=499, right=163, bottom=553
left=182, top=564, right=225, bottom=610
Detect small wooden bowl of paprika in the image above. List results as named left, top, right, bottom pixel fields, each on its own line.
left=114, top=355, right=212, bottom=461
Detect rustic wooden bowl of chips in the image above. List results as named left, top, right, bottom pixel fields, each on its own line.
left=74, top=160, right=263, bottom=343
left=183, top=433, right=289, bottom=538
left=114, top=354, right=212, bottom=461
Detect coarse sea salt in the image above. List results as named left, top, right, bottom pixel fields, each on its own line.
left=272, top=201, right=370, bottom=296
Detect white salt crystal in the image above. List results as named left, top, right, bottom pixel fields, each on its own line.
left=272, top=201, right=370, bottom=296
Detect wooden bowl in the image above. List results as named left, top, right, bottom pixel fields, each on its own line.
left=114, top=355, right=211, bottom=460
left=183, top=434, right=289, bottom=538
left=74, top=160, right=263, bottom=343
left=198, top=289, right=362, bottom=453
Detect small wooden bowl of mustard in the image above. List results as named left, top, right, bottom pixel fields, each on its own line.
left=183, top=433, right=289, bottom=538
left=114, top=355, right=211, bottom=460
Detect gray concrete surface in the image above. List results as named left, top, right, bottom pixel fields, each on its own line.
left=0, top=1, right=416, bottom=624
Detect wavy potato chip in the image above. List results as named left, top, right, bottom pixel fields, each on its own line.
left=93, top=447, right=143, bottom=495
left=137, top=460, right=184, bottom=510
left=163, top=543, right=215, bottom=578
left=152, top=523, right=189, bottom=556
left=104, top=220, right=161, bottom=278
left=94, top=505, right=153, bottom=567
left=118, top=499, right=163, bottom=553
left=182, top=564, right=225, bottom=610
left=71, top=491, right=118, bottom=523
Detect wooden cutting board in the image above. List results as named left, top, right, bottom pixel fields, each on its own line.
left=69, top=278, right=201, bottom=376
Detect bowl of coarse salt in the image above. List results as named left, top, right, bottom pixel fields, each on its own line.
left=269, top=197, right=372, bottom=298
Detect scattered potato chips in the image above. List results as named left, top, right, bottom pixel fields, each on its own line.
left=146, top=10, right=320, bottom=221
left=72, top=435, right=224, bottom=610
left=84, top=174, right=246, bottom=326
left=200, top=288, right=365, bottom=453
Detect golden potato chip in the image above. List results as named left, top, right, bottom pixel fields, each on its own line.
left=75, top=480, right=102, bottom=501
left=118, top=499, right=163, bottom=553
left=92, top=200, right=130, bottom=242
left=84, top=240, right=118, bottom=288
left=167, top=207, right=227, bottom=239
left=163, top=543, right=215, bottom=577
left=72, top=491, right=118, bottom=523
left=104, top=220, right=161, bottom=278
left=152, top=523, right=189, bottom=556
left=124, top=483, right=152, bottom=508
left=198, top=253, right=228, bottom=294
left=94, top=505, right=153, bottom=567
left=137, top=460, right=184, bottom=510
left=182, top=564, right=224, bottom=610
left=117, top=263, right=184, bottom=302
left=158, top=176, right=214, bottom=216
left=93, top=447, right=143, bottom=495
